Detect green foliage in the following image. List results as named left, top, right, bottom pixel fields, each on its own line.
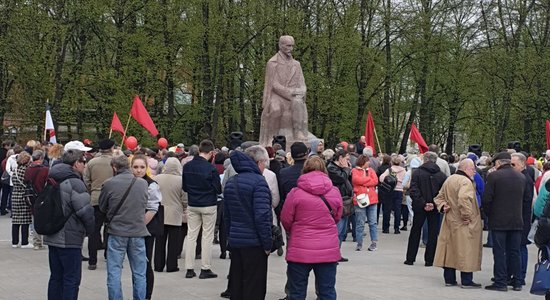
left=1, top=0, right=550, bottom=154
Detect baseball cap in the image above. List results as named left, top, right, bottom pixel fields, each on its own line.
left=64, top=141, right=92, bottom=152
left=290, top=142, right=308, bottom=160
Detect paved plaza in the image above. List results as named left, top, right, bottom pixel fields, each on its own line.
left=0, top=214, right=541, bottom=299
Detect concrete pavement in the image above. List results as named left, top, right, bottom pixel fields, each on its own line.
left=0, top=213, right=541, bottom=299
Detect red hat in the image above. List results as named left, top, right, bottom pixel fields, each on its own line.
left=527, top=157, right=535, bottom=165
left=340, top=141, right=349, bottom=150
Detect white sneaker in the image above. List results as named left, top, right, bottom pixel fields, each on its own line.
left=367, top=243, right=377, bottom=251
left=21, top=244, right=34, bottom=249
left=11, top=244, right=19, bottom=248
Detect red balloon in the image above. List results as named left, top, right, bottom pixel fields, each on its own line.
left=125, top=136, right=138, bottom=150
left=83, top=139, right=92, bottom=146
left=157, top=138, right=168, bottom=149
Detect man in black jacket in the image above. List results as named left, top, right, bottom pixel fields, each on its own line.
left=482, top=152, right=525, bottom=292
left=182, top=139, right=222, bottom=279
left=404, top=152, right=447, bottom=266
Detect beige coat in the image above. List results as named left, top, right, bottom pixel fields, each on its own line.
left=154, top=158, right=187, bottom=226
left=433, top=173, right=482, bottom=272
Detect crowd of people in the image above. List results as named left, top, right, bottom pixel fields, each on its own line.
left=0, top=136, right=548, bottom=299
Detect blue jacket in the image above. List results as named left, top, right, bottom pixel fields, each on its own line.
left=223, top=151, right=272, bottom=251
left=182, top=155, right=221, bottom=207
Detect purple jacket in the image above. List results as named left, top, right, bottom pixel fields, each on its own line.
left=281, top=171, right=343, bottom=264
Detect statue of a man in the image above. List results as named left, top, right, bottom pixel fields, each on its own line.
left=259, top=35, right=308, bottom=147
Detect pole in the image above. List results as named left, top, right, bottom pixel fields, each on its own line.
left=43, top=100, right=49, bottom=142
left=108, top=128, right=113, bottom=139
left=373, top=126, right=383, bottom=154
left=120, top=114, right=131, bottom=147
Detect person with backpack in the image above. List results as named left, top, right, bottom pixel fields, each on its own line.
left=43, top=149, right=94, bottom=300
left=379, top=155, right=407, bottom=234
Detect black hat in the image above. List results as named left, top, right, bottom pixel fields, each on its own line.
left=98, top=139, right=115, bottom=150
left=290, top=142, right=308, bottom=160
left=492, top=151, right=511, bottom=161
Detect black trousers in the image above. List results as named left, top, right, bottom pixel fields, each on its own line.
left=406, top=209, right=440, bottom=264
left=154, top=225, right=182, bottom=272
left=176, top=223, right=202, bottom=258
left=401, top=204, right=409, bottom=227
left=12, top=224, right=29, bottom=245
left=145, top=235, right=155, bottom=299
left=88, top=206, right=106, bottom=265
left=229, top=247, right=268, bottom=300
left=217, top=202, right=228, bottom=255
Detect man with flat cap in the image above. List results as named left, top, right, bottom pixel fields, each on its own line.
left=83, top=139, right=116, bottom=270
left=482, top=152, right=525, bottom=292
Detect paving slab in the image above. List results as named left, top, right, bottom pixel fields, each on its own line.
left=0, top=214, right=540, bottom=299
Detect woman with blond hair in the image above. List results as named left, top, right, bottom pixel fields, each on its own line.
left=11, top=151, right=33, bottom=248
left=281, top=156, right=343, bottom=300
left=48, top=143, right=64, bottom=167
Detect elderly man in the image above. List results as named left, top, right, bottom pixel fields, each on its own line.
left=224, top=146, right=272, bottom=300
left=404, top=152, right=447, bottom=266
left=482, top=152, right=525, bottom=292
left=433, top=158, right=482, bottom=288
left=510, top=153, right=534, bottom=288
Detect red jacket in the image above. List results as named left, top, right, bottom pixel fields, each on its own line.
left=24, top=162, right=49, bottom=193
left=351, top=167, right=379, bottom=205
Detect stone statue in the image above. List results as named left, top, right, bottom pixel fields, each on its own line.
left=259, top=35, right=310, bottom=147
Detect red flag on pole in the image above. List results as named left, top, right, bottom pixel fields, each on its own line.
left=110, top=112, right=125, bottom=135
left=364, top=111, right=376, bottom=154
left=546, top=120, right=550, bottom=150
left=130, top=95, right=159, bottom=137
left=409, top=123, right=429, bottom=154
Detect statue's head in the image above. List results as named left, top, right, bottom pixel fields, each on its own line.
left=278, top=35, right=295, bottom=57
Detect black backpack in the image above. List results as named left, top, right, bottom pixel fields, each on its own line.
left=380, top=169, right=397, bottom=193
left=34, top=175, right=79, bottom=235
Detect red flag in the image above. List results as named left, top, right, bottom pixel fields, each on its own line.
left=546, top=120, right=550, bottom=150
left=364, top=111, right=376, bottom=154
left=130, top=95, right=159, bottom=137
left=110, top=112, right=125, bottom=135
left=409, top=123, right=429, bottom=154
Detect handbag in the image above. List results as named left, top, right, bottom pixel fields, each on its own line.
left=356, top=192, right=371, bottom=208
left=1, top=170, right=10, bottom=185
left=530, top=245, right=550, bottom=295
left=233, top=175, right=284, bottom=253
left=147, top=204, right=164, bottom=237
left=342, top=195, right=353, bottom=217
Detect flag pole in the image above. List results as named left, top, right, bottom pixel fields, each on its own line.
left=109, top=128, right=113, bottom=139
left=373, top=126, right=382, bottom=154
left=43, top=101, right=48, bottom=142
left=121, top=114, right=131, bottom=146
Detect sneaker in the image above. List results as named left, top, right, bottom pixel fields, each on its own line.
left=367, top=243, right=377, bottom=251
left=338, top=257, right=349, bottom=262
left=445, top=282, right=458, bottom=287
left=512, top=286, right=522, bottom=291
left=199, top=269, right=218, bottom=279
left=33, top=245, right=44, bottom=250
left=461, top=282, right=482, bottom=289
left=21, top=244, right=34, bottom=249
left=356, top=245, right=362, bottom=251
left=11, top=244, right=19, bottom=248
left=88, top=265, right=97, bottom=270
left=185, top=269, right=196, bottom=278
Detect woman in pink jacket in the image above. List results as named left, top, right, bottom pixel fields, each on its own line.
left=281, top=156, right=343, bottom=300
left=351, top=155, right=379, bottom=251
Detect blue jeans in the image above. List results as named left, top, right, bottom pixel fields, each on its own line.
left=355, top=205, right=378, bottom=247
left=107, top=235, right=147, bottom=300
left=443, top=267, right=473, bottom=285
left=287, top=262, right=337, bottom=300
left=491, top=230, right=522, bottom=288
left=48, top=246, right=82, bottom=300
left=337, top=216, right=349, bottom=246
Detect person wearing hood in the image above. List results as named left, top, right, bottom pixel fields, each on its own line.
left=404, top=152, right=447, bottom=266
left=223, top=146, right=272, bottom=300
left=154, top=157, right=187, bottom=273
left=379, top=155, right=407, bottom=234
left=281, top=156, right=343, bottom=300
left=308, top=139, right=322, bottom=157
